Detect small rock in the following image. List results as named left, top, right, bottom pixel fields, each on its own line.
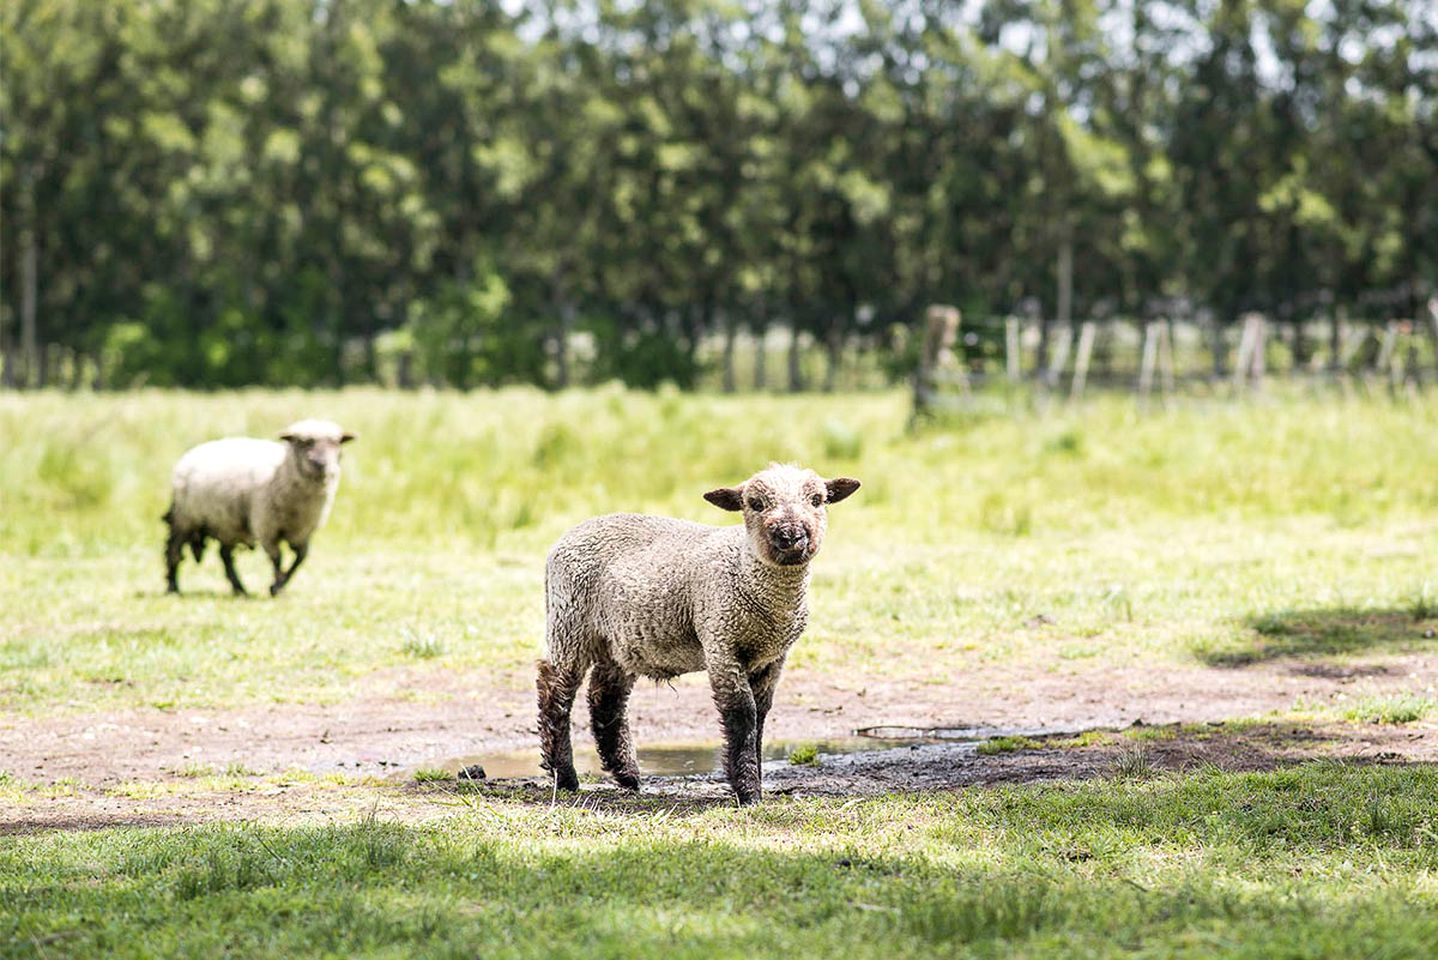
left=458, top=764, right=487, bottom=782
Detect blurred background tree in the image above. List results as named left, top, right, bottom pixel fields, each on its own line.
left=1, top=0, right=1434, bottom=390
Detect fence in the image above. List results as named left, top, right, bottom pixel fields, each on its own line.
left=913, top=298, right=1438, bottom=415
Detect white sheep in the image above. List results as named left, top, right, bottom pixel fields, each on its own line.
left=163, top=419, right=355, bottom=596
left=537, top=463, right=860, bottom=804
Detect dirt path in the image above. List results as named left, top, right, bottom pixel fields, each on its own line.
left=8, top=717, right=1436, bottom=835
left=4, top=654, right=1436, bottom=787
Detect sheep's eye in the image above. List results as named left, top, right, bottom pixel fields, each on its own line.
left=810, top=493, right=824, bottom=507
left=747, top=498, right=765, bottom=512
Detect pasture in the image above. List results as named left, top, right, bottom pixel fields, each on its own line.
left=4, top=388, right=1438, bottom=957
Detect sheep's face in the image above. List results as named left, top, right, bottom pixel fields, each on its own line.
left=704, top=464, right=860, bottom=567
left=279, top=419, right=356, bottom=483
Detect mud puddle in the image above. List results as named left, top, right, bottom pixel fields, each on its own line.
left=399, top=719, right=1420, bottom=803
left=400, top=723, right=1083, bottom=782
left=403, top=736, right=926, bottom=781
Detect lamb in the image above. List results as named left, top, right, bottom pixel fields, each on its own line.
left=537, top=463, right=860, bottom=804
left=163, top=419, right=355, bottom=597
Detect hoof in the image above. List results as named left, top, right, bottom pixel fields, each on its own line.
left=613, top=771, right=641, bottom=791
left=733, top=785, right=762, bottom=806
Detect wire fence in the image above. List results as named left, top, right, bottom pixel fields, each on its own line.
left=913, top=299, right=1438, bottom=415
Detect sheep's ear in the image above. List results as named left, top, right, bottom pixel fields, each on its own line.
left=341, top=432, right=357, bottom=444
left=825, top=477, right=861, bottom=504
left=703, top=487, right=744, bottom=512
left=279, top=432, right=297, bottom=443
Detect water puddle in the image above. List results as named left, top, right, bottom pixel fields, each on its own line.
left=410, top=737, right=919, bottom=781
left=404, top=722, right=1089, bottom=783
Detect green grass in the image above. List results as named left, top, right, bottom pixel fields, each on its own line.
left=6, top=387, right=1438, bottom=713
left=6, top=763, right=1438, bottom=958
left=6, top=388, right=1438, bottom=956
left=399, top=628, right=447, bottom=660
left=976, top=735, right=1044, bottom=755
left=1340, top=694, right=1438, bottom=725
left=786, top=744, right=820, bottom=766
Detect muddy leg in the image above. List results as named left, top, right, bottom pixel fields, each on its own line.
left=710, top=664, right=761, bottom=805
left=271, top=542, right=307, bottom=596
left=165, top=528, right=185, bottom=594
left=219, top=545, right=248, bottom=596
left=750, top=657, right=785, bottom=774
left=537, top=658, right=585, bottom=791
left=588, top=656, right=639, bottom=789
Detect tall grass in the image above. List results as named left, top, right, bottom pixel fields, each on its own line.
left=5, top=387, right=1438, bottom=558
left=5, top=387, right=1438, bottom=711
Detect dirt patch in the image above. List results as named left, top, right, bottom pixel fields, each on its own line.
left=1285, top=662, right=1397, bottom=680
left=3, top=654, right=1438, bottom=833
left=6, top=719, right=1437, bottom=835
left=406, top=720, right=1438, bottom=808
left=6, top=655, right=1437, bottom=787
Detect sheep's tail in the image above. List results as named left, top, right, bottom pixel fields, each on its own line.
left=161, top=506, right=174, bottom=526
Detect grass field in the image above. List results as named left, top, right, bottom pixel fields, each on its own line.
left=7, top=765, right=1438, bottom=958
left=4, top=387, right=1438, bottom=957
left=6, top=387, right=1438, bottom=711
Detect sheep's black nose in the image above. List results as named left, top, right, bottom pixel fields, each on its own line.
left=771, top=525, right=807, bottom=550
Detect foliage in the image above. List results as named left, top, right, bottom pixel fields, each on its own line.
left=2, top=1, right=1435, bottom=390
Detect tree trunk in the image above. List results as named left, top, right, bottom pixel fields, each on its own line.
left=362, top=331, right=378, bottom=384
left=20, top=213, right=39, bottom=389
left=39, top=342, right=58, bottom=388
left=1291, top=319, right=1310, bottom=370
left=823, top=325, right=843, bottom=392
left=752, top=321, right=768, bottom=390
left=1210, top=315, right=1228, bottom=378
left=1051, top=227, right=1073, bottom=384
left=328, top=259, right=346, bottom=387
left=71, top=350, right=88, bottom=390
left=720, top=310, right=737, bottom=393
left=787, top=320, right=804, bottom=392
left=1329, top=308, right=1345, bottom=374
left=554, top=299, right=575, bottom=389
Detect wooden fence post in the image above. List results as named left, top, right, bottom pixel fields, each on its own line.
left=1005, top=316, right=1021, bottom=382
left=1426, top=297, right=1438, bottom=382
left=913, top=305, right=962, bottom=416
left=1137, top=320, right=1159, bottom=403
left=1069, top=321, right=1097, bottom=402
left=1232, top=313, right=1266, bottom=391
left=1158, top=319, right=1176, bottom=397
left=1044, top=324, right=1072, bottom=389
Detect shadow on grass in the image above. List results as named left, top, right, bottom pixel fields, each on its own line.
left=1195, top=607, right=1438, bottom=667
left=0, top=812, right=194, bottom=836
left=406, top=777, right=746, bottom=815
left=7, top=762, right=1438, bottom=958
